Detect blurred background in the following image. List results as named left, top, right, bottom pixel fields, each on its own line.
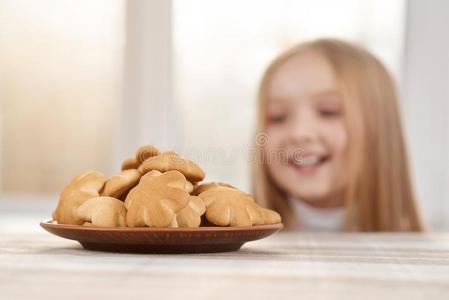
left=0, top=0, right=448, bottom=230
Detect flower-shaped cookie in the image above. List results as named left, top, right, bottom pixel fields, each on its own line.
left=125, top=170, right=192, bottom=227
left=199, top=187, right=265, bottom=227
left=121, top=144, right=161, bottom=170
left=146, top=170, right=193, bottom=194
left=53, top=170, right=106, bottom=225
left=259, top=207, right=282, bottom=224
left=172, top=196, right=206, bottom=227
left=135, top=145, right=160, bottom=163
left=77, top=196, right=127, bottom=227
left=121, top=157, right=140, bottom=170
left=101, top=169, right=142, bottom=199
left=185, top=181, right=194, bottom=193
left=192, top=182, right=235, bottom=196
left=199, top=187, right=281, bottom=226
left=138, top=152, right=205, bottom=182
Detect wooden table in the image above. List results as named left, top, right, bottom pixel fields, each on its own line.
left=1, top=230, right=449, bottom=299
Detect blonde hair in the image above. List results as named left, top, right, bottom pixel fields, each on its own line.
left=252, top=38, right=424, bottom=231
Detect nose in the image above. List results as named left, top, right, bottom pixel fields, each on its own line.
left=287, top=107, right=318, bottom=144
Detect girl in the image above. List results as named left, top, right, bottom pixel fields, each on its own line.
left=252, top=38, right=424, bottom=232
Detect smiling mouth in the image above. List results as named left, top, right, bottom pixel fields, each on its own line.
left=288, top=155, right=329, bottom=175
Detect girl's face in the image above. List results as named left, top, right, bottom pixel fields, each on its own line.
left=264, top=51, right=347, bottom=207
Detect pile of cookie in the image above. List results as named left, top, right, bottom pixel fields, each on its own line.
left=52, top=145, right=281, bottom=228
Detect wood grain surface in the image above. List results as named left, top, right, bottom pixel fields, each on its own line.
left=1, top=231, right=449, bottom=299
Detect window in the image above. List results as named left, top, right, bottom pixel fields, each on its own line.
left=0, top=0, right=125, bottom=193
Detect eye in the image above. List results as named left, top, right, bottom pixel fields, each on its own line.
left=318, top=108, right=340, bottom=118
left=267, top=113, right=288, bottom=124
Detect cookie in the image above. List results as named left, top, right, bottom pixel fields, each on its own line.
left=138, top=152, right=205, bottom=182
left=172, top=195, right=205, bottom=227
left=124, top=170, right=191, bottom=227
left=77, top=196, right=127, bottom=227
left=121, top=156, right=140, bottom=171
left=185, top=181, right=194, bottom=193
left=53, top=170, right=106, bottom=225
left=198, top=187, right=264, bottom=227
left=101, top=169, right=142, bottom=199
left=259, top=207, right=282, bottom=224
left=192, top=182, right=235, bottom=196
left=135, top=145, right=160, bottom=163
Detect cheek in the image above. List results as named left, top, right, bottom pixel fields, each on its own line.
left=263, top=126, right=289, bottom=173
left=264, top=126, right=285, bottom=151
left=331, top=123, right=348, bottom=156
left=324, top=122, right=348, bottom=168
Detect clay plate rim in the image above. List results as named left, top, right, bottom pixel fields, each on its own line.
left=39, top=219, right=283, bottom=253
left=40, top=218, right=283, bottom=232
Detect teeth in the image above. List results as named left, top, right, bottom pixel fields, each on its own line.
left=297, top=156, right=320, bottom=166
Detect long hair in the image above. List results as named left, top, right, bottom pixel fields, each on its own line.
left=252, top=38, right=424, bottom=231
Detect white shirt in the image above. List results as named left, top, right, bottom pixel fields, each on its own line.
left=289, top=197, right=346, bottom=232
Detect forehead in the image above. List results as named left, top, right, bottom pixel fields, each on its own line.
left=267, top=50, right=338, bottom=101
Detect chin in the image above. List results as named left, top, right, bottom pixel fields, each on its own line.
left=283, top=177, right=327, bottom=197
left=291, top=190, right=330, bottom=202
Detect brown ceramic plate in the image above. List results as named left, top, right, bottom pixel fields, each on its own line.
left=40, top=219, right=283, bottom=254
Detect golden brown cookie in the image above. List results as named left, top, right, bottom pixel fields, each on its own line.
left=77, top=196, right=127, bottom=227
left=135, top=145, right=160, bottom=163
left=53, top=170, right=106, bottom=225
left=162, top=150, right=179, bottom=156
left=184, top=181, right=194, bottom=193
left=125, top=170, right=190, bottom=227
left=147, top=170, right=162, bottom=176
left=138, top=152, right=205, bottom=182
left=198, top=187, right=264, bottom=227
left=121, top=156, right=140, bottom=171
left=192, top=182, right=235, bottom=196
left=101, top=169, right=142, bottom=199
left=259, top=207, right=282, bottom=224
left=172, top=196, right=206, bottom=227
